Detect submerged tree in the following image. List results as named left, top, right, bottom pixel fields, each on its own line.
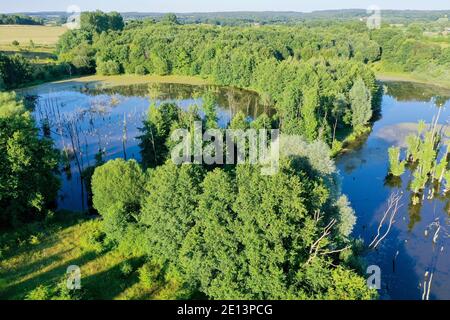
left=388, top=147, right=406, bottom=177
left=387, top=117, right=449, bottom=198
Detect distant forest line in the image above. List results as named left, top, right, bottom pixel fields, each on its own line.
left=3, top=9, right=450, bottom=26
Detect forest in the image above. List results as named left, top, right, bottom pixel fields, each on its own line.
left=0, top=14, right=43, bottom=25
left=1, top=9, right=450, bottom=301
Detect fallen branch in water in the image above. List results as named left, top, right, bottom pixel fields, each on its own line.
left=422, top=271, right=434, bottom=301
left=370, top=191, right=403, bottom=249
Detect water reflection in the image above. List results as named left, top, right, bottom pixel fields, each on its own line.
left=28, top=82, right=271, bottom=212
left=336, top=81, right=450, bottom=300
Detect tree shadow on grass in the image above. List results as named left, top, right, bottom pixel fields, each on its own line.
left=0, top=251, right=99, bottom=300
left=81, top=256, right=145, bottom=300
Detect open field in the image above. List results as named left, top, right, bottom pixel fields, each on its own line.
left=0, top=25, right=66, bottom=46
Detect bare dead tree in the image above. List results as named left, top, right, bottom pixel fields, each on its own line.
left=369, top=191, right=403, bottom=249
left=422, top=271, right=434, bottom=301
left=122, top=113, right=128, bottom=160
left=305, top=211, right=350, bottom=265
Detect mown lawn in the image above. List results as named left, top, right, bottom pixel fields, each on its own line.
left=0, top=213, right=183, bottom=300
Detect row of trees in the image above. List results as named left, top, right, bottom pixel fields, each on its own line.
left=56, top=19, right=380, bottom=147
left=371, top=25, right=450, bottom=83
left=91, top=145, right=374, bottom=299
left=0, top=12, right=126, bottom=90
left=0, top=52, right=74, bottom=90
left=0, top=14, right=43, bottom=25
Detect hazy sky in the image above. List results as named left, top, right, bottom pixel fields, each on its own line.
left=1, top=0, right=450, bottom=13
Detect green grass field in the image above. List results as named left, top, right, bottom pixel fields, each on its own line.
left=0, top=213, right=183, bottom=300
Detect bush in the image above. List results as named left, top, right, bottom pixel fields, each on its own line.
left=25, top=285, right=52, bottom=300
left=138, top=263, right=161, bottom=289
left=91, top=159, right=146, bottom=244
left=79, top=220, right=108, bottom=253
left=134, top=65, right=147, bottom=75
left=120, top=262, right=133, bottom=278
left=97, top=60, right=121, bottom=75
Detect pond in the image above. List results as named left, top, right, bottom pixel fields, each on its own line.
left=26, top=79, right=450, bottom=300
left=28, top=81, right=268, bottom=212
left=336, top=81, right=450, bottom=300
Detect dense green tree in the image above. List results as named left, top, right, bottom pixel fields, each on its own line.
left=0, top=92, right=59, bottom=227
left=299, top=87, right=320, bottom=141
left=202, top=91, right=218, bottom=129
left=91, top=159, right=146, bottom=243
left=80, top=11, right=124, bottom=34
left=349, top=78, right=373, bottom=129
left=0, top=53, right=32, bottom=89
left=180, top=158, right=371, bottom=299
left=140, top=162, right=205, bottom=268
left=161, top=13, right=180, bottom=25
left=138, top=103, right=180, bottom=169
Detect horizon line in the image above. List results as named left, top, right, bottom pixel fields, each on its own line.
left=2, top=8, right=450, bottom=15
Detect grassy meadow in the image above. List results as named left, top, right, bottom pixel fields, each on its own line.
left=0, top=25, right=66, bottom=46
left=0, top=25, right=66, bottom=64
left=0, top=213, right=184, bottom=300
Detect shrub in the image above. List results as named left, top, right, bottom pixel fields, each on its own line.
left=91, top=159, right=146, bottom=244
left=120, top=262, right=133, bottom=278
left=134, top=65, right=147, bottom=75
left=97, top=60, right=121, bottom=75
left=388, top=147, right=406, bottom=177
left=138, top=263, right=161, bottom=289
left=79, top=220, right=108, bottom=253
left=25, top=285, right=52, bottom=300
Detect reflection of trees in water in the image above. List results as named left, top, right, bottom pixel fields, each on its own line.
left=407, top=194, right=423, bottom=231
left=384, top=175, right=402, bottom=189
left=35, top=94, right=145, bottom=211
left=87, top=82, right=271, bottom=120
left=32, top=84, right=272, bottom=211
left=384, top=82, right=450, bottom=105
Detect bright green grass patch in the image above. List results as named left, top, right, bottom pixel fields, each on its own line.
left=0, top=213, right=184, bottom=300
left=373, top=61, right=450, bottom=90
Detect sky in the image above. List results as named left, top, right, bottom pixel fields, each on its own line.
left=1, top=0, right=450, bottom=14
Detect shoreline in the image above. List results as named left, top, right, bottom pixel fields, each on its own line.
left=18, top=74, right=213, bottom=95
left=376, top=72, right=450, bottom=91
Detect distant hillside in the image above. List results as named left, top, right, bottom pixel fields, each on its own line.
left=0, top=14, right=43, bottom=25
left=9, top=9, right=450, bottom=26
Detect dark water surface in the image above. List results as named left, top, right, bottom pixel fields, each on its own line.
left=29, top=82, right=268, bottom=211
left=336, top=81, right=450, bottom=300
left=28, top=80, right=450, bottom=300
